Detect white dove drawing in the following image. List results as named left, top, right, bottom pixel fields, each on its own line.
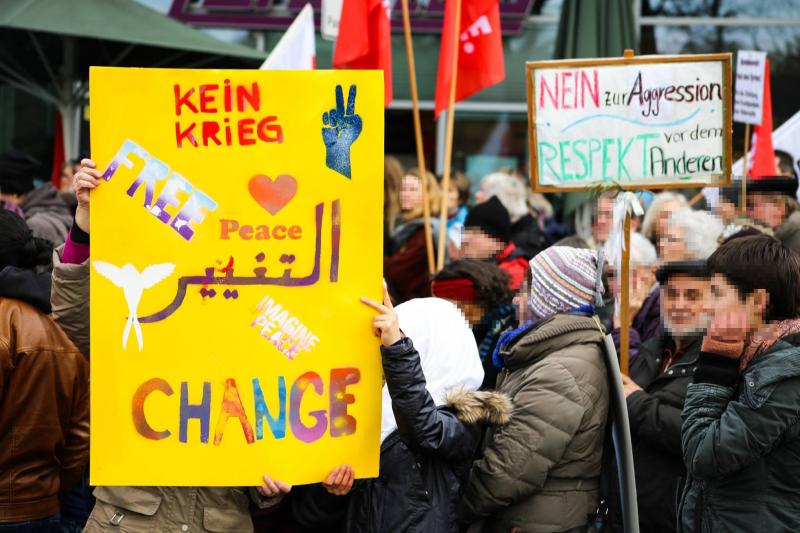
left=92, top=261, right=175, bottom=351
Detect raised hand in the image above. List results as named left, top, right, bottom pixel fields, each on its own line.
left=322, top=84, right=362, bottom=179
left=360, top=283, right=403, bottom=347
left=73, top=158, right=101, bottom=233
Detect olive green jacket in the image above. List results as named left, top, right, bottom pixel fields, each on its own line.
left=461, top=314, right=609, bottom=533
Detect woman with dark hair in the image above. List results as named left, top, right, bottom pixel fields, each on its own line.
left=679, top=234, right=800, bottom=532
left=0, top=210, right=89, bottom=532
left=432, top=259, right=516, bottom=389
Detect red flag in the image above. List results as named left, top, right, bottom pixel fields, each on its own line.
left=333, top=0, right=393, bottom=106
left=750, top=58, right=777, bottom=178
left=51, top=112, right=65, bottom=188
left=434, top=0, right=504, bottom=119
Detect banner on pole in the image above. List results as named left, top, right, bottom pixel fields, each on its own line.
left=733, top=50, right=767, bottom=126
left=526, top=53, right=732, bottom=192
left=89, top=67, right=384, bottom=486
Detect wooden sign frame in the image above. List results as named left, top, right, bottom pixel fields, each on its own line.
left=526, top=53, right=733, bottom=193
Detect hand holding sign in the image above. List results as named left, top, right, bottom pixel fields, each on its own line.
left=257, top=474, right=292, bottom=498
left=322, top=465, right=355, bottom=496
left=360, top=284, right=403, bottom=347
left=73, top=158, right=102, bottom=233
left=322, top=85, right=362, bottom=179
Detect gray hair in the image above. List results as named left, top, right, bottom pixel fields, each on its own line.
left=604, top=231, right=658, bottom=267
left=480, top=172, right=529, bottom=222
left=669, top=208, right=724, bottom=260
left=642, top=192, right=688, bottom=241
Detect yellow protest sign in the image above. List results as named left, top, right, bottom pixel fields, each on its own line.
left=89, top=67, right=383, bottom=486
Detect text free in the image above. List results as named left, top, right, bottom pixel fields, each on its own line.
left=102, top=139, right=218, bottom=241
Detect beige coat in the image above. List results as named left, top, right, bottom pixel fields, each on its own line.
left=461, top=314, right=609, bottom=533
left=50, top=246, right=279, bottom=532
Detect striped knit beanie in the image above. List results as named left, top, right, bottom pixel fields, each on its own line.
left=528, top=246, right=603, bottom=321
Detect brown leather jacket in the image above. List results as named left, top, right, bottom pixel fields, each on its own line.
left=0, top=270, right=90, bottom=522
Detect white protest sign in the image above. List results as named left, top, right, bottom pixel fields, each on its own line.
left=321, top=0, right=343, bottom=41
left=526, top=54, right=732, bottom=191
left=733, top=50, right=767, bottom=125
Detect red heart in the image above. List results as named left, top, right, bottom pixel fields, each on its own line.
left=248, top=174, right=298, bottom=215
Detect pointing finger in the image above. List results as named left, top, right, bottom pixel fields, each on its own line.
left=360, top=296, right=389, bottom=314
left=382, top=283, right=394, bottom=310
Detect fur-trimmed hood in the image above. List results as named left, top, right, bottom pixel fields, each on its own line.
left=444, top=389, right=512, bottom=425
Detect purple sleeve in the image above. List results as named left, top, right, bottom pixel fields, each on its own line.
left=61, top=230, right=90, bottom=264
left=612, top=327, right=642, bottom=363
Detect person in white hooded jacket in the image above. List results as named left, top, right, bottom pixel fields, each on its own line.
left=292, top=294, right=512, bottom=532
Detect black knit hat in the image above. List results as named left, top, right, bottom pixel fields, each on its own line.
left=746, top=175, right=799, bottom=199
left=655, top=260, right=709, bottom=285
left=465, top=196, right=512, bottom=242
left=0, top=209, right=52, bottom=269
left=0, top=151, right=38, bottom=195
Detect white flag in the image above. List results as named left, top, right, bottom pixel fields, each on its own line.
left=261, top=4, right=316, bottom=70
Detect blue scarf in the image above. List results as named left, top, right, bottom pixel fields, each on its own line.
left=492, top=305, right=596, bottom=370
left=476, top=304, right=515, bottom=364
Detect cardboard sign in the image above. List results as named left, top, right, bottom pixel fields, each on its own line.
left=89, top=67, right=384, bottom=486
left=733, top=50, right=767, bottom=125
left=526, top=53, right=732, bottom=191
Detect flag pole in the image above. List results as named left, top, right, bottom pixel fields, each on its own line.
left=620, top=211, right=632, bottom=375
left=740, top=123, right=751, bottom=214
left=437, top=0, right=462, bottom=272
left=400, top=0, right=435, bottom=274
left=618, top=49, right=636, bottom=375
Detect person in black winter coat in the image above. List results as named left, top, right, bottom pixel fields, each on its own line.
left=620, top=260, right=710, bottom=533
left=292, top=293, right=511, bottom=533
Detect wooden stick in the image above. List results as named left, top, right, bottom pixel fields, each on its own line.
left=437, top=0, right=461, bottom=272
left=620, top=211, right=632, bottom=375
left=400, top=0, right=434, bottom=274
left=688, top=191, right=705, bottom=207
left=740, top=123, right=751, bottom=214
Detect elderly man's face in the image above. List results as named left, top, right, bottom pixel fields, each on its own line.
left=661, top=274, right=709, bottom=340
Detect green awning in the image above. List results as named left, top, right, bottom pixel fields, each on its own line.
left=0, top=0, right=266, bottom=158
left=555, top=0, right=636, bottom=59
left=0, top=0, right=265, bottom=59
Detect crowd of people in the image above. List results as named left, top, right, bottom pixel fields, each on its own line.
left=3, top=148, right=800, bottom=533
